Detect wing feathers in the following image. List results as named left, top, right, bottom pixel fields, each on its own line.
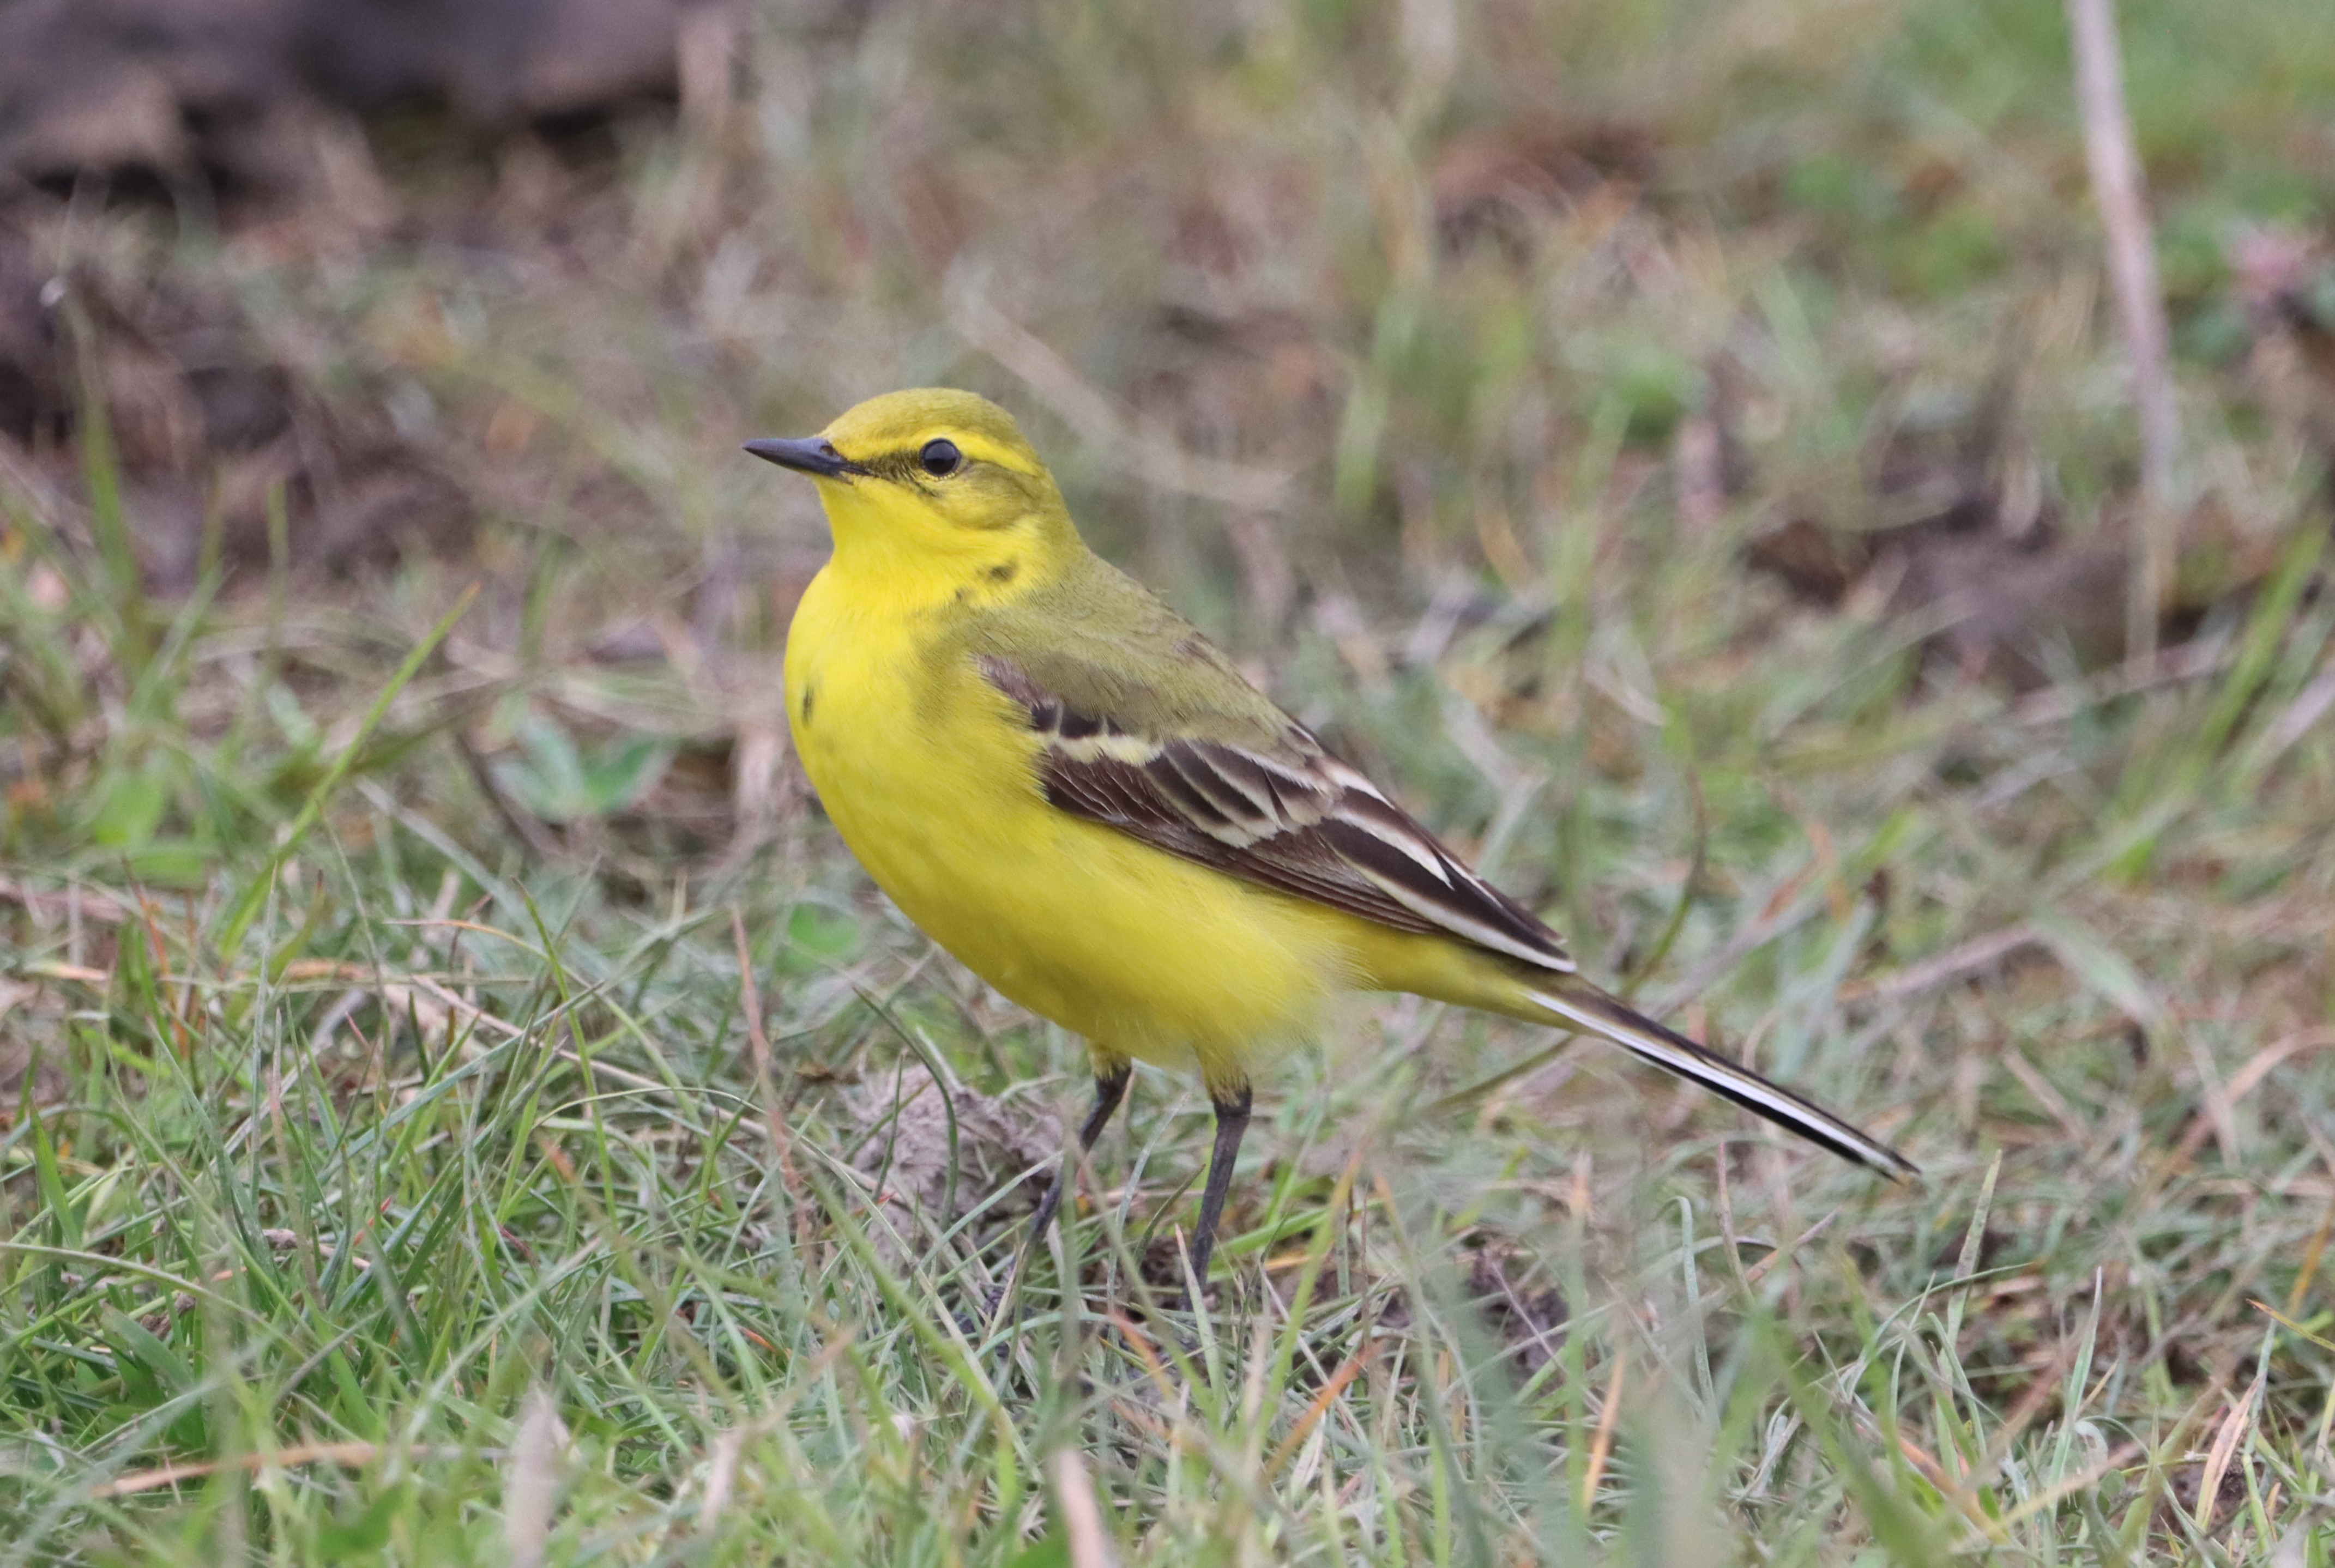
left=980, top=654, right=1574, bottom=972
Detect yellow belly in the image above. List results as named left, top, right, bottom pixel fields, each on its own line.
left=783, top=571, right=1351, bottom=1087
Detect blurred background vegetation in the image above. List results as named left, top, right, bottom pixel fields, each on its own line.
left=3, top=0, right=2335, bottom=1561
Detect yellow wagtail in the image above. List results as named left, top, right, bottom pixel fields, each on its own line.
left=749, top=389, right=1914, bottom=1289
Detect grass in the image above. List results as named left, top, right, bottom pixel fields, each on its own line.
left=4, top=0, right=2335, bottom=1561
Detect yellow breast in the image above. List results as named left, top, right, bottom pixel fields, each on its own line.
left=783, top=567, right=1348, bottom=1086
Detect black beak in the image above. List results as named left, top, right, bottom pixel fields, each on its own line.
left=743, top=437, right=864, bottom=478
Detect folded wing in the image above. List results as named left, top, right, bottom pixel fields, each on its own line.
left=979, top=655, right=1573, bottom=973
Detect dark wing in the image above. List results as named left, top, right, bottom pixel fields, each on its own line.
left=979, top=655, right=1573, bottom=973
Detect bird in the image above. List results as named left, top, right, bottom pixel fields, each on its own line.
left=747, top=388, right=1914, bottom=1295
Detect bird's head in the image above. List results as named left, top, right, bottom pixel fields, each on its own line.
left=747, top=389, right=1076, bottom=582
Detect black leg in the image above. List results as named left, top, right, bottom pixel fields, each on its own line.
left=1028, top=1062, right=1131, bottom=1246
left=978, top=1062, right=1132, bottom=1328
left=1186, top=1085, right=1252, bottom=1292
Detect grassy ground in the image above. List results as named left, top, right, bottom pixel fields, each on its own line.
left=5, top=0, right=2335, bottom=1561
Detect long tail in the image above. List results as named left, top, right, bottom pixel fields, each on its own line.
left=1524, top=979, right=1918, bottom=1179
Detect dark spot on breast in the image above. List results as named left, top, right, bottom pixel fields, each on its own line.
left=955, top=587, right=969, bottom=604
left=986, top=559, right=1019, bottom=585
left=799, top=684, right=816, bottom=726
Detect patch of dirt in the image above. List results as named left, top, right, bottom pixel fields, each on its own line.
left=1356, top=1230, right=1568, bottom=1373
left=2158, top=1455, right=2252, bottom=1539
left=0, top=216, right=472, bottom=589
left=0, top=0, right=716, bottom=204
left=1459, top=1234, right=1568, bottom=1373
left=1743, top=396, right=2285, bottom=688
left=1742, top=358, right=2092, bottom=683
left=1431, top=114, right=1662, bottom=252
left=845, top=1064, right=1064, bottom=1261
left=1739, top=223, right=2335, bottom=687
left=0, top=0, right=744, bottom=593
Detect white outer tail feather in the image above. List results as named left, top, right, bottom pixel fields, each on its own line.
left=1528, top=985, right=1917, bottom=1178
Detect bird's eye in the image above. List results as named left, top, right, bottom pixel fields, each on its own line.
left=919, top=439, right=962, bottom=477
